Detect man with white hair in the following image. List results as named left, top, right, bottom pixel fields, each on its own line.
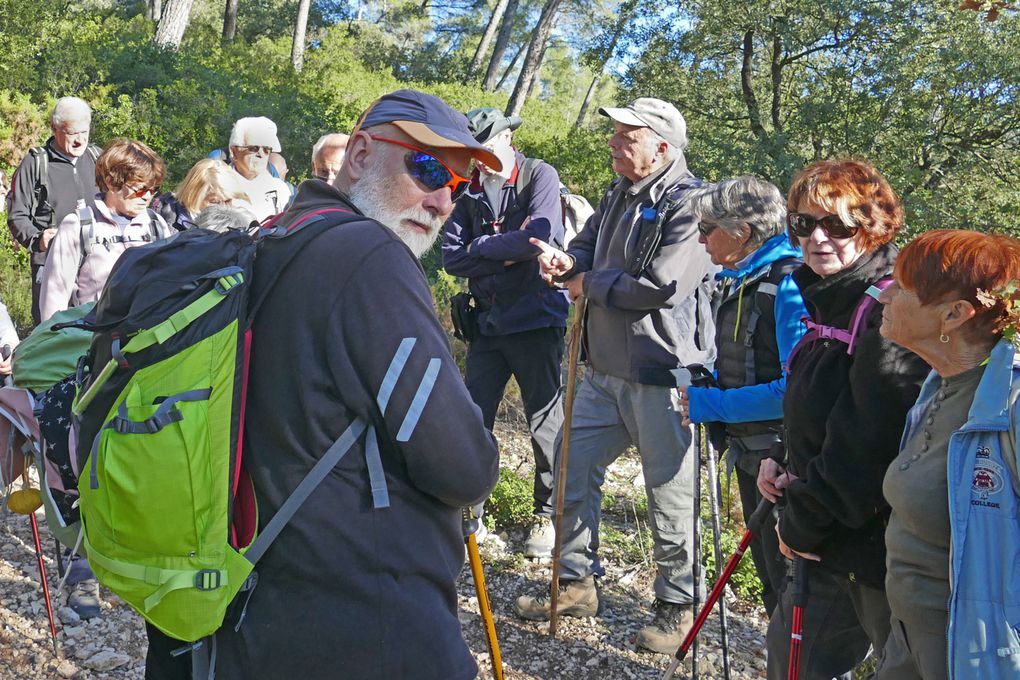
left=7, top=96, right=101, bottom=325
left=226, top=116, right=292, bottom=221
left=203, top=90, right=500, bottom=680
left=514, top=97, right=718, bottom=655
left=310, top=132, right=350, bottom=183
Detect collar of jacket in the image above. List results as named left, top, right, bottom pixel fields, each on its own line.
left=467, top=149, right=523, bottom=196
left=623, top=154, right=690, bottom=199
left=793, top=241, right=898, bottom=325
left=716, top=234, right=803, bottom=282
left=289, top=178, right=365, bottom=217
left=45, top=137, right=79, bottom=165
left=92, top=194, right=139, bottom=225
left=931, top=339, right=1020, bottom=432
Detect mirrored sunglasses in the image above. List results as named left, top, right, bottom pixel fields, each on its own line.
left=369, top=136, right=470, bottom=200
left=787, top=212, right=858, bottom=240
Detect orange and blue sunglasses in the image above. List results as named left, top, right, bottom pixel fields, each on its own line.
left=369, top=135, right=470, bottom=200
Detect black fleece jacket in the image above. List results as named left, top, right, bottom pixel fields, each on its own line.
left=778, top=243, right=930, bottom=588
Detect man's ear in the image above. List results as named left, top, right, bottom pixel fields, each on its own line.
left=941, top=298, right=978, bottom=334
left=343, top=131, right=375, bottom=184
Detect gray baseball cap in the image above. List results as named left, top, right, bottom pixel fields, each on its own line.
left=465, top=107, right=523, bottom=144
left=599, top=98, right=687, bottom=150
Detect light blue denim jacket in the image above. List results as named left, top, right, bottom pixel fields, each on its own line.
left=901, top=340, right=1020, bottom=678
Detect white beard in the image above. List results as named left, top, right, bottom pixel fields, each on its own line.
left=348, top=163, right=442, bottom=258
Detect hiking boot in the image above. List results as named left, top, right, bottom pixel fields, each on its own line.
left=635, top=600, right=693, bottom=654
left=523, top=516, right=555, bottom=558
left=67, top=578, right=102, bottom=620
left=514, top=575, right=598, bottom=621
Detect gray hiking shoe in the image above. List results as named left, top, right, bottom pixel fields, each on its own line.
left=67, top=578, right=102, bottom=620
left=514, top=575, right=598, bottom=621
left=636, top=599, right=694, bottom=654
left=523, top=516, right=555, bottom=558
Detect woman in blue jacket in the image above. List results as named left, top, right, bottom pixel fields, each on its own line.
left=876, top=229, right=1020, bottom=679
left=676, top=175, right=807, bottom=614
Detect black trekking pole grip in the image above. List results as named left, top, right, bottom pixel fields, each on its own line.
left=746, top=497, right=775, bottom=535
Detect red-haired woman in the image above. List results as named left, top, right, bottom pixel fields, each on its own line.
left=759, top=159, right=930, bottom=678
left=874, top=230, right=1020, bottom=679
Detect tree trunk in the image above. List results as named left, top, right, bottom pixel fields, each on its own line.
left=525, top=44, right=548, bottom=99
left=576, top=73, right=600, bottom=127
left=505, top=0, right=561, bottom=116
left=740, top=29, right=767, bottom=140
left=222, top=0, right=238, bottom=42
left=465, top=0, right=511, bottom=83
left=482, top=0, right=519, bottom=91
left=291, top=0, right=312, bottom=72
left=153, top=0, right=195, bottom=50
left=495, top=43, right=524, bottom=90
left=146, top=0, right=163, bottom=21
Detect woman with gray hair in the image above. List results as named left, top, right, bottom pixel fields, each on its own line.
left=675, top=174, right=808, bottom=615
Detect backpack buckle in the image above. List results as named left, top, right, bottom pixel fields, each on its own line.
left=195, top=569, right=222, bottom=591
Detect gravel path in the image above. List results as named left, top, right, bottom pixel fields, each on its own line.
left=0, top=420, right=769, bottom=679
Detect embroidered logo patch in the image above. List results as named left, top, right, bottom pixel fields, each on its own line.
left=971, top=449, right=1004, bottom=508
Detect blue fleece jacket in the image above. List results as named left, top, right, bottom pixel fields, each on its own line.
left=687, top=234, right=808, bottom=424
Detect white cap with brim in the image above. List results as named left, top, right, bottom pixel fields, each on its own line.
left=354, top=90, right=502, bottom=172
left=599, top=98, right=688, bottom=151
left=231, top=116, right=282, bottom=153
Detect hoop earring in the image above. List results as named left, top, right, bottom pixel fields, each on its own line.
left=940, top=333, right=950, bottom=344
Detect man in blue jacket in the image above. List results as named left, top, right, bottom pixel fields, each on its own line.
left=442, top=107, right=569, bottom=557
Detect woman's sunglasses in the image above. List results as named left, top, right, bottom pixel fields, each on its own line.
left=787, top=212, right=858, bottom=240
left=123, top=185, right=160, bottom=200
left=369, top=136, right=470, bottom=200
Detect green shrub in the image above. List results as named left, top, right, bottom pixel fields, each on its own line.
left=484, top=466, right=534, bottom=531
left=0, top=221, right=32, bottom=337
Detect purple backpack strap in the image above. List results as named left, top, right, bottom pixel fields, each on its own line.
left=784, top=276, right=894, bottom=372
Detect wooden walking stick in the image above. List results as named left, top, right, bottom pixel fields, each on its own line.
left=549, top=294, right=586, bottom=637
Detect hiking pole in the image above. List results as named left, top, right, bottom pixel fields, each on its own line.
left=549, top=294, right=586, bottom=637
left=703, top=430, right=731, bottom=680
left=690, top=425, right=702, bottom=680
left=662, top=497, right=774, bottom=679
left=22, top=470, right=59, bottom=656
left=787, top=557, right=809, bottom=680
left=464, top=510, right=505, bottom=680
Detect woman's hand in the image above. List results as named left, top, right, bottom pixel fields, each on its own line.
left=757, top=458, right=786, bottom=502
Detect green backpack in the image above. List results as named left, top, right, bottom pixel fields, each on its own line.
left=11, top=302, right=96, bottom=394
left=72, top=208, right=375, bottom=643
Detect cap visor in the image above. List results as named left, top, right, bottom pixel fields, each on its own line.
left=392, top=120, right=503, bottom=172
left=598, top=106, right=648, bottom=128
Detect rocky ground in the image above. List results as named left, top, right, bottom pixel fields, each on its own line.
left=0, top=419, right=770, bottom=679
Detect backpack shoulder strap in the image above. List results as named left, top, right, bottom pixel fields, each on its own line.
left=626, top=176, right=705, bottom=276
left=29, top=147, right=50, bottom=226
left=78, top=204, right=95, bottom=265
left=741, top=256, right=802, bottom=384
left=86, top=144, right=101, bottom=162
left=513, top=157, right=542, bottom=197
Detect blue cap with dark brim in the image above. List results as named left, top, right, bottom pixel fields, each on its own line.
left=354, top=89, right=503, bottom=172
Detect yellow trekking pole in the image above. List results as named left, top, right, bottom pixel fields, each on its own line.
left=465, top=510, right=504, bottom=680
left=549, top=294, right=586, bottom=637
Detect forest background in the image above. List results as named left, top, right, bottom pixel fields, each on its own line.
left=0, top=0, right=1017, bottom=326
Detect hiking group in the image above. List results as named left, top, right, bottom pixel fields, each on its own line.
left=1, top=89, right=1019, bottom=680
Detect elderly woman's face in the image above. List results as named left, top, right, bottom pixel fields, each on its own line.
left=104, top=179, right=158, bottom=218
left=794, top=201, right=866, bottom=278
left=698, top=219, right=754, bottom=267
left=878, top=279, right=939, bottom=352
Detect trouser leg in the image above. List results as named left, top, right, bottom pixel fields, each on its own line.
left=842, top=579, right=891, bottom=661
left=736, top=464, right=782, bottom=615
left=505, top=327, right=565, bottom=517
left=618, top=378, right=697, bottom=604
left=144, top=621, right=192, bottom=680
left=556, top=372, right=632, bottom=582
left=871, top=617, right=946, bottom=680
left=31, top=262, right=42, bottom=326
left=463, top=334, right=512, bottom=430
left=766, top=565, right=873, bottom=680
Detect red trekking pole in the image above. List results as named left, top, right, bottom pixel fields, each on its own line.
left=661, top=497, right=774, bottom=679
left=787, top=557, right=809, bottom=680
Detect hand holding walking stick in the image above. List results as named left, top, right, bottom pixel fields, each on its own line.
left=549, top=294, right=586, bottom=637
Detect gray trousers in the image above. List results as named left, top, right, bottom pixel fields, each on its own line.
left=871, top=617, right=948, bottom=680
left=555, top=370, right=697, bottom=604
left=767, top=563, right=891, bottom=680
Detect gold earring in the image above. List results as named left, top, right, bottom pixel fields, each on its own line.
left=940, top=333, right=950, bottom=344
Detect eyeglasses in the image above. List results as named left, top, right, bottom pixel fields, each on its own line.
left=698, top=220, right=719, bottom=237
left=237, top=145, right=273, bottom=155
left=368, top=136, right=470, bottom=200
left=787, top=212, right=858, bottom=240
left=123, top=185, right=160, bottom=200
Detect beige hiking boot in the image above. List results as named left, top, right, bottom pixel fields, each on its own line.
left=635, top=599, right=694, bottom=654
left=514, top=575, right=598, bottom=621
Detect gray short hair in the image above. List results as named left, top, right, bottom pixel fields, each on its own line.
left=311, top=133, right=350, bottom=163
left=194, top=205, right=257, bottom=234
left=688, top=175, right=787, bottom=244
left=51, top=97, right=92, bottom=127
left=643, top=129, right=681, bottom=163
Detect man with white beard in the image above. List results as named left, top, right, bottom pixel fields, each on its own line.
left=226, top=116, right=292, bottom=221
left=204, top=89, right=501, bottom=680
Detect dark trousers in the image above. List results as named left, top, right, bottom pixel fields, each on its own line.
left=465, top=327, right=564, bottom=516
left=766, top=563, right=891, bottom=680
left=144, top=622, right=192, bottom=680
left=735, top=464, right=784, bottom=615
left=31, top=262, right=43, bottom=326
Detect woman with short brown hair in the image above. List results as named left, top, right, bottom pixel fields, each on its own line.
left=759, top=159, right=930, bottom=678
left=39, top=138, right=170, bottom=321
left=875, top=229, right=1020, bottom=679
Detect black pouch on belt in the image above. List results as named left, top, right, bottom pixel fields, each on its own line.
left=450, top=292, right=479, bottom=343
